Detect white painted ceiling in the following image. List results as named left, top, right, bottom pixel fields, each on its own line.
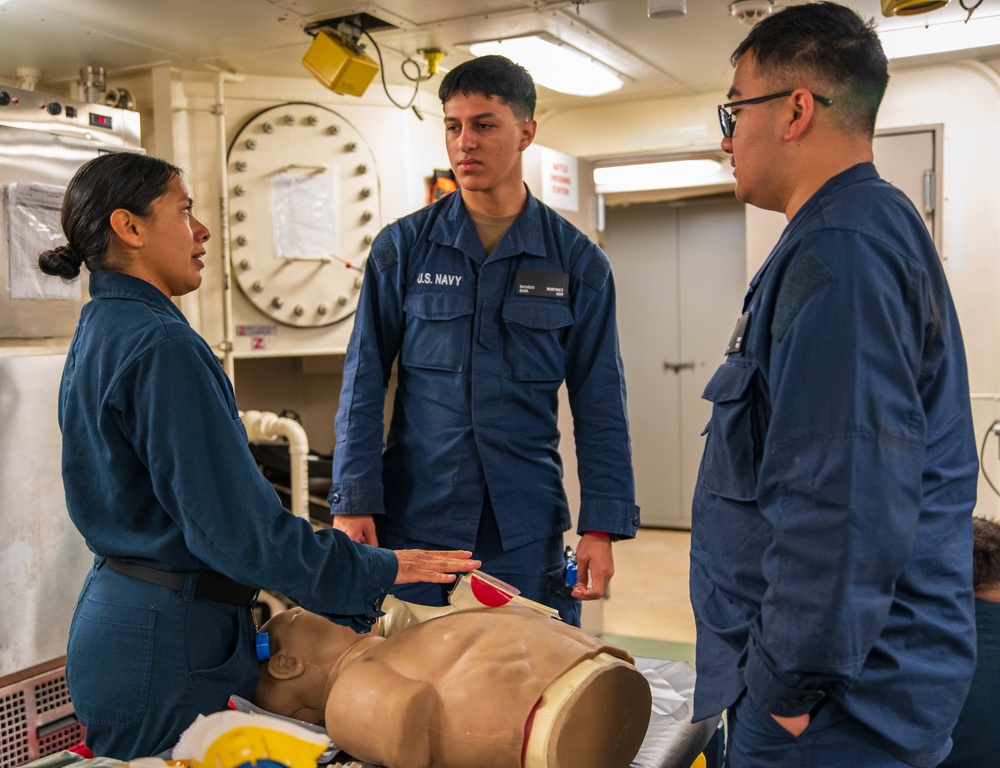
left=0, top=0, right=997, bottom=112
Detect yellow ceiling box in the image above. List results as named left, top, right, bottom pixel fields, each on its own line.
left=881, top=0, right=950, bottom=16
left=302, top=30, right=379, bottom=97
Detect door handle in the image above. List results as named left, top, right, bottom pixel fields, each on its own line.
left=663, top=361, right=696, bottom=373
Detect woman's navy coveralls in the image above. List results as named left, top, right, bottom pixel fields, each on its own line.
left=60, top=272, right=397, bottom=760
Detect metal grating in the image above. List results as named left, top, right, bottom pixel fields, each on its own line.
left=0, top=690, right=30, bottom=768
left=0, top=666, right=83, bottom=768
left=34, top=678, right=70, bottom=716
left=36, top=727, right=82, bottom=760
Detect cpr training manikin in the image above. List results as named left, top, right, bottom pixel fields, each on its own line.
left=251, top=573, right=653, bottom=768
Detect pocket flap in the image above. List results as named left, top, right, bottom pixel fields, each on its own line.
left=404, top=291, right=474, bottom=321
left=702, top=359, right=756, bottom=404
left=502, top=299, right=574, bottom=330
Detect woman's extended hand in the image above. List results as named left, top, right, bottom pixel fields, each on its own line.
left=393, top=549, right=481, bottom=585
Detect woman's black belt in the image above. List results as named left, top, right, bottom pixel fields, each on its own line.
left=104, top=558, right=258, bottom=605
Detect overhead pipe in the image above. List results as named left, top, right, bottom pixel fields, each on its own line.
left=212, top=70, right=245, bottom=380
left=16, top=67, right=40, bottom=91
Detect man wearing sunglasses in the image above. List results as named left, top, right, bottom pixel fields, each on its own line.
left=690, top=3, right=977, bottom=767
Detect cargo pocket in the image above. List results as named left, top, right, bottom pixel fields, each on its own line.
left=401, top=291, right=474, bottom=372
left=66, top=598, right=154, bottom=728
left=501, top=299, right=574, bottom=382
left=699, top=358, right=759, bottom=501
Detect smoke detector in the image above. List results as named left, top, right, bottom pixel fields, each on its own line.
left=729, top=0, right=774, bottom=25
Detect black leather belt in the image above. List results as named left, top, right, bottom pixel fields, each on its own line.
left=105, top=558, right=258, bottom=605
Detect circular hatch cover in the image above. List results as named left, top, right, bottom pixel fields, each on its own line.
left=227, top=102, right=380, bottom=328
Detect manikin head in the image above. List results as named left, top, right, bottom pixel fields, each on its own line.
left=253, top=606, right=373, bottom=724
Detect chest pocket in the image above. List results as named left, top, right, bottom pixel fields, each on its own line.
left=502, top=298, right=574, bottom=382
left=699, top=358, right=760, bottom=501
left=401, top=291, right=474, bottom=372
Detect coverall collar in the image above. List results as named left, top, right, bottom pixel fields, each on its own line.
left=429, top=185, right=547, bottom=265
left=89, top=270, right=190, bottom=324
left=744, top=162, right=878, bottom=311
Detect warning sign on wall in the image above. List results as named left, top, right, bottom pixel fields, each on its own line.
left=539, top=147, right=579, bottom=213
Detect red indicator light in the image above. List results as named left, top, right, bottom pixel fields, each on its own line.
left=89, top=113, right=113, bottom=129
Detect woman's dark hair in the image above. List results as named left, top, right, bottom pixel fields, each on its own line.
left=438, top=54, right=536, bottom=121
left=973, top=516, right=1000, bottom=589
left=37, top=152, right=181, bottom=280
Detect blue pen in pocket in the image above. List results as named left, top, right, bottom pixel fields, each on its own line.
left=564, top=546, right=578, bottom=588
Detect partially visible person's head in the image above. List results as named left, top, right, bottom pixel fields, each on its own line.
left=972, top=516, right=1000, bottom=591
left=438, top=54, right=536, bottom=121
left=37, top=152, right=181, bottom=280
left=731, top=1, right=888, bottom=136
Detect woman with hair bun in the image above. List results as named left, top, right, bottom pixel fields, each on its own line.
left=40, top=152, right=478, bottom=761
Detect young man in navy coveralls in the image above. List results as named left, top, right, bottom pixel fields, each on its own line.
left=330, top=55, right=640, bottom=625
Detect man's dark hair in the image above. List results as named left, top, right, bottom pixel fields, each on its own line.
left=731, top=1, right=889, bottom=135
left=973, top=516, right=1000, bottom=589
left=438, top=54, right=536, bottom=121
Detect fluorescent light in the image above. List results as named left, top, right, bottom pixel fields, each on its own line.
left=594, top=159, right=729, bottom=193
left=468, top=35, right=624, bottom=97
left=879, top=13, right=1000, bottom=60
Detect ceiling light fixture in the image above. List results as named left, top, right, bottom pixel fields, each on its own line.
left=468, top=34, right=624, bottom=97
left=878, top=12, right=1000, bottom=60
left=648, top=0, right=687, bottom=18
left=594, top=159, right=729, bottom=193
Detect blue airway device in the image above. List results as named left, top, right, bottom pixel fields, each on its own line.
left=255, top=632, right=271, bottom=661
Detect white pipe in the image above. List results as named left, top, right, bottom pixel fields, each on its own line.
left=16, top=67, right=40, bottom=91
left=213, top=71, right=243, bottom=381
left=240, top=410, right=311, bottom=521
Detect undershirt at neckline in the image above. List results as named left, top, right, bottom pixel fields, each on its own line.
left=467, top=208, right=519, bottom=255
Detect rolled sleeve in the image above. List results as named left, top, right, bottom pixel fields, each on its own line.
left=578, top=498, right=640, bottom=540
left=329, top=477, right=386, bottom=516
left=744, top=642, right=825, bottom=716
